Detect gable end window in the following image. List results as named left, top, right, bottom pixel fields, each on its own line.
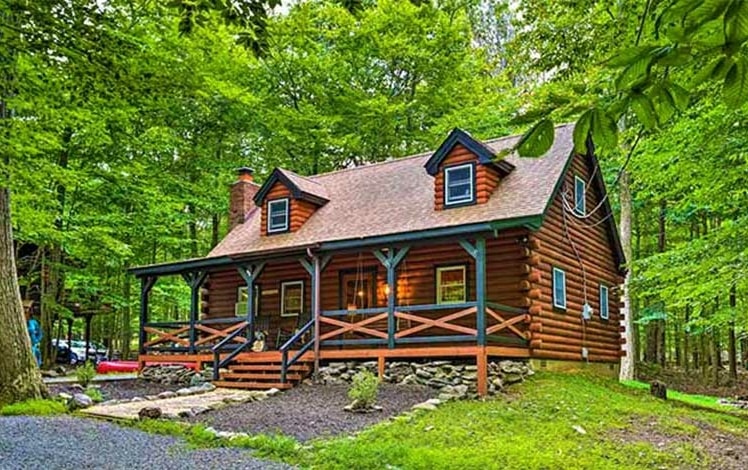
left=552, top=267, right=567, bottom=310
left=436, top=265, right=467, bottom=304
left=574, top=176, right=586, bottom=216
left=444, top=164, right=475, bottom=206
left=281, top=280, right=304, bottom=317
left=267, top=198, right=289, bottom=233
left=599, top=284, right=610, bottom=320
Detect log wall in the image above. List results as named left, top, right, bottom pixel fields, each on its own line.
left=529, top=152, right=624, bottom=363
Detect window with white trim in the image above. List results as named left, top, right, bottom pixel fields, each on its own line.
left=574, top=176, right=586, bottom=215
left=552, top=267, right=567, bottom=309
left=436, top=265, right=467, bottom=304
left=281, top=281, right=304, bottom=317
left=267, top=198, right=289, bottom=233
left=235, top=286, right=259, bottom=317
left=444, top=164, right=474, bottom=206
left=599, top=284, right=609, bottom=320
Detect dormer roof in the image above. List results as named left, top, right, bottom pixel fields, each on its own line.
left=253, top=168, right=329, bottom=206
left=424, top=128, right=515, bottom=177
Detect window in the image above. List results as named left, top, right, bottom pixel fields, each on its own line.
left=599, top=284, right=609, bottom=320
left=235, top=286, right=259, bottom=317
left=444, top=164, right=474, bottom=206
left=436, top=265, right=467, bottom=304
left=281, top=281, right=304, bottom=317
left=267, top=198, right=289, bottom=233
left=574, top=176, right=586, bottom=215
left=552, top=267, right=567, bottom=309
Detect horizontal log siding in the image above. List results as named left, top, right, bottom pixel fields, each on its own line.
left=259, top=182, right=318, bottom=236
left=434, top=144, right=501, bottom=210
left=204, top=234, right=529, bottom=347
left=530, top=153, right=624, bottom=362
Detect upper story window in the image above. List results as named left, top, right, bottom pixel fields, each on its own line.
left=574, top=175, right=586, bottom=216
left=552, top=267, right=567, bottom=310
left=444, top=164, right=475, bottom=206
left=267, top=198, right=289, bottom=233
left=599, top=284, right=609, bottom=320
left=436, top=265, right=467, bottom=304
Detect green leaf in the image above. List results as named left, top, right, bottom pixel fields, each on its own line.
left=605, top=46, right=657, bottom=67
left=631, top=93, right=658, bottom=129
left=590, top=108, right=618, bottom=151
left=650, top=84, right=677, bottom=124
left=516, top=119, right=555, bottom=158
left=654, top=45, right=693, bottom=66
left=723, top=57, right=748, bottom=107
left=666, top=82, right=691, bottom=110
left=615, top=55, right=654, bottom=91
left=724, top=0, right=748, bottom=44
left=572, top=110, right=593, bottom=154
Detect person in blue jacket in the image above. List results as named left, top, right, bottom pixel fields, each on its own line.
left=26, top=308, right=42, bottom=366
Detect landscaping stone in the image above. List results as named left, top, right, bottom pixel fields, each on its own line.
left=138, top=407, right=162, bottom=420
left=69, top=393, right=94, bottom=409
left=157, top=391, right=177, bottom=399
left=317, top=359, right=532, bottom=398
left=412, top=402, right=437, bottom=411
left=58, top=392, right=73, bottom=401
left=140, top=364, right=197, bottom=385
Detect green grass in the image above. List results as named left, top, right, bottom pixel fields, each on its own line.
left=129, top=373, right=748, bottom=469
left=0, top=399, right=66, bottom=416
left=620, top=379, right=748, bottom=415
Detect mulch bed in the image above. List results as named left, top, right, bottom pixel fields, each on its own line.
left=48, top=379, right=183, bottom=401
left=185, top=383, right=437, bottom=441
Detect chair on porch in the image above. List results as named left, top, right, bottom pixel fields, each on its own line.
left=276, top=312, right=311, bottom=350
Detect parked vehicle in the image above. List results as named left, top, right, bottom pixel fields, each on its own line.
left=55, top=340, right=108, bottom=364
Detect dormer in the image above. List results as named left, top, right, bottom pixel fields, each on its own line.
left=253, top=168, right=329, bottom=236
left=425, top=129, right=514, bottom=210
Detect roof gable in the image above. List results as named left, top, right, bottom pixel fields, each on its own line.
left=424, top=128, right=515, bottom=177
left=253, top=168, right=329, bottom=206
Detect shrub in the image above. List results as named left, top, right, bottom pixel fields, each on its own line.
left=348, top=370, right=380, bottom=409
left=0, top=399, right=66, bottom=416
left=76, top=361, right=96, bottom=388
left=84, top=387, right=104, bottom=403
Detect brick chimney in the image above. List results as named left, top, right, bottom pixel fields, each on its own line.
left=229, top=167, right=259, bottom=229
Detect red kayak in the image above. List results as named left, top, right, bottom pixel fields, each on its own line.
left=96, top=360, right=198, bottom=374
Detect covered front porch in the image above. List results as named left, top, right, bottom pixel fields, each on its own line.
left=131, top=228, right=536, bottom=394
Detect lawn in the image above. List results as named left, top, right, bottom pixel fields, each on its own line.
left=282, top=372, right=748, bottom=469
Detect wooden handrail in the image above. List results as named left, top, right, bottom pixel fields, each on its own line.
left=280, top=319, right=315, bottom=383
left=211, top=321, right=251, bottom=381
left=486, top=301, right=528, bottom=315
left=395, top=301, right=477, bottom=312
left=321, top=307, right=388, bottom=317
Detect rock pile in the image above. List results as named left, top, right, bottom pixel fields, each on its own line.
left=140, top=364, right=209, bottom=385
left=318, top=359, right=533, bottom=399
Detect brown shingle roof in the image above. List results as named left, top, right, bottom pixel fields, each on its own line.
left=276, top=168, right=329, bottom=201
left=209, top=124, right=574, bottom=258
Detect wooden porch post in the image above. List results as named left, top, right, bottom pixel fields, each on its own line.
left=138, top=276, right=157, bottom=356
left=300, top=254, right=330, bottom=379
left=460, top=236, right=488, bottom=396
left=182, top=270, right=208, bottom=354
left=373, top=246, right=410, bottom=349
left=237, top=263, right=266, bottom=344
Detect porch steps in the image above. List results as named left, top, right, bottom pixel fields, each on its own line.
left=213, top=355, right=313, bottom=391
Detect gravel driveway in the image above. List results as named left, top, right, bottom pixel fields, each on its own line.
left=0, top=416, right=292, bottom=470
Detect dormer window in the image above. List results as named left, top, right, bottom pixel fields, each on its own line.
left=444, top=164, right=475, bottom=207
left=267, top=198, right=289, bottom=233
left=574, top=175, right=586, bottom=215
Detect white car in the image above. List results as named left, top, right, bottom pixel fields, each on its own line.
left=57, top=340, right=108, bottom=364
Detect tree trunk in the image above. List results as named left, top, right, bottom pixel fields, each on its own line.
left=712, top=328, right=721, bottom=386
left=656, top=200, right=666, bottom=367
left=729, top=285, right=738, bottom=383
left=212, top=213, right=220, bottom=248
left=683, top=305, right=690, bottom=372
left=619, top=169, right=635, bottom=380
left=121, top=272, right=132, bottom=358
left=0, top=188, right=46, bottom=405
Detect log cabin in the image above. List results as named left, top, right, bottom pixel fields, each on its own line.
left=131, top=124, right=626, bottom=395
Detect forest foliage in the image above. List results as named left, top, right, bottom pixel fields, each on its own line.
left=2, top=0, right=746, bottom=375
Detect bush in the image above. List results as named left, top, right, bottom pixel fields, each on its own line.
left=0, top=399, right=66, bottom=416
left=348, top=370, right=380, bottom=409
left=84, top=387, right=104, bottom=403
left=76, top=361, right=96, bottom=388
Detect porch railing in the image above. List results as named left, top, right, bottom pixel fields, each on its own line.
left=211, top=321, right=253, bottom=381
left=319, top=301, right=530, bottom=348
left=142, top=317, right=249, bottom=353
left=279, top=318, right=315, bottom=383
